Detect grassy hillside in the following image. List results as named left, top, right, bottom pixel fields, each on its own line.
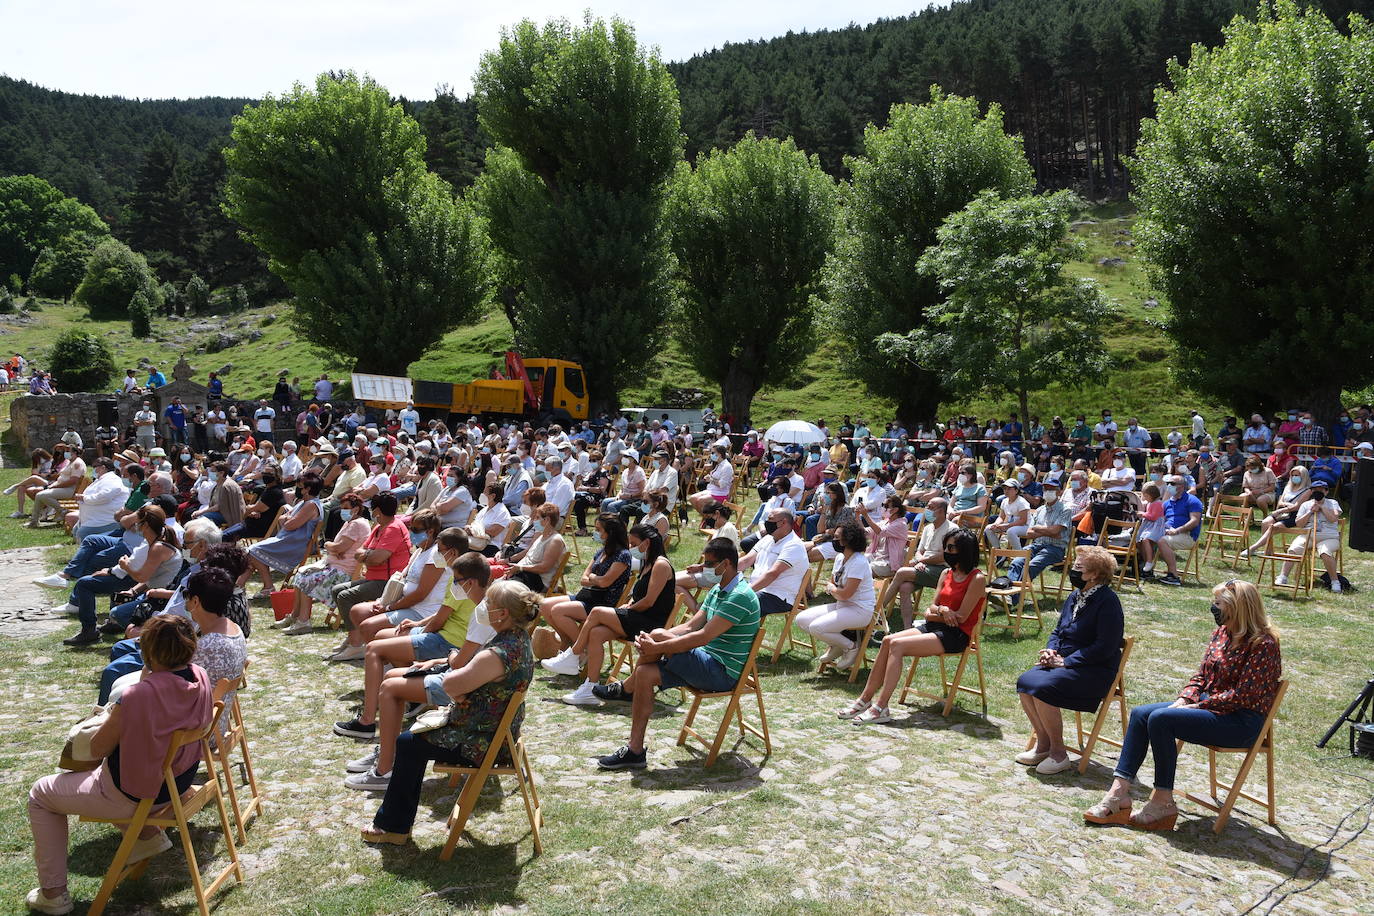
left=0, top=206, right=1236, bottom=429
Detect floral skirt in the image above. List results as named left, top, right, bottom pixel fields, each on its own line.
left=292, top=562, right=352, bottom=605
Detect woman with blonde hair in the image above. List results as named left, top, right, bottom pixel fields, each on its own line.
left=361, top=578, right=537, bottom=845
left=1085, top=579, right=1281, bottom=831
left=1015, top=546, right=1124, bottom=774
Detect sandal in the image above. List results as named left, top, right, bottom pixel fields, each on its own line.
left=1129, top=800, right=1178, bottom=831
left=852, top=705, right=892, bottom=725
left=1083, top=793, right=1132, bottom=826
left=360, top=826, right=410, bottom=845
left=837, top=698, right=871, bottom=719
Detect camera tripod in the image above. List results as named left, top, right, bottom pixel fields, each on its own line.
left=1318, top=678, right=1374, bottom=752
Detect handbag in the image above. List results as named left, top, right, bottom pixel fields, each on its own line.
left=59, top=709, right=109, bottom=772
left=870, top=558, right=895, bottom=579
left=379, top=571, right=406, bottom=607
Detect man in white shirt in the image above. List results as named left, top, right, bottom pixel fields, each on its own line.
left=644, top=450, right=679, bottom=511
left=254, top=399, right=277, bottom=444
left=71, top=458, right=129, bottom=540
left=1092, top=410, right=1118, bottom=449
left=398, top=400, right=420, bottom=437
left=278, top=439, right=303, bottom=484
left=207, top=405, right=228, bottom=448
left=542, top=456, right=576, bottom=519
left=1189, top=410, right=1207, bottom=446
left=314, top=374, right=333, bottom=401
left=738, top=508, right=809, bottom=616
left=133, top=401, right=157, bottom=450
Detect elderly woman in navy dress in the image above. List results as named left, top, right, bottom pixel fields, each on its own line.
left=1015, top=545, right=1124, bottom=775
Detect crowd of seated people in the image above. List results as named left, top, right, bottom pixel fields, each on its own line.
left=13, top=399, right=1349, bottom=910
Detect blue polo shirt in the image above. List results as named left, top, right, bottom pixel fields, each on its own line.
left=164, top=403, right=186, bottom=429
left=1164, top=492, right=1205, bottom=540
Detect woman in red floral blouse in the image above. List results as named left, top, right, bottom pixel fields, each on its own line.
left=1084, top=579, right=1281, bottom=831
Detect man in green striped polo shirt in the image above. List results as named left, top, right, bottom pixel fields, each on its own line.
left=597, top=537, right=761, bottom=770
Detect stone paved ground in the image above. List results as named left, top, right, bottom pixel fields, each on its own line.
left=1, top=542, right=1373, bottom=915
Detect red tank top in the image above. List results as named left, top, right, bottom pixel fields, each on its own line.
left=937, top=569, right=985, bottom=637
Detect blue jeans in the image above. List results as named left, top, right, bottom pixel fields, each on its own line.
left=1009, top=542, right=1066, bottom=584
left=73, top=572, right=126, bottom=628
left=1115, top=701, right=1265, bottom=790
left=202, top=511, right=225, bottom=525
left=390, top=484, right=417, bottom=503
left=373, top=731, right=474, bottom=834
left=803, top=513, right=821, bottom=540
left=599, top=497, right=632, bottom=517
left=99, top=640, right=143, bottom=704
left=63, top=535, right=129, bottom=580
left=73, top=522, right=122, bottom=543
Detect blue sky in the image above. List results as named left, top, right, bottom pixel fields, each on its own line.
left=3, top=1, right=938, bottom=100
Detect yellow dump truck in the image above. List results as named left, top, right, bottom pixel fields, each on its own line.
left=352, top=352, right=589, bottom=423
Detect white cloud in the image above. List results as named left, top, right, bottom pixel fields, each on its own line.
left=2, top=1, right=936, bottom=100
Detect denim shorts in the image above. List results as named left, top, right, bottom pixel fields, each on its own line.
left=422, top=672, right=450, bottom=707
left=410, top=630, right=455, bottom=661
left=659, top=647, right=738, bottom=692
left=387, top=607, right=427, bottom=627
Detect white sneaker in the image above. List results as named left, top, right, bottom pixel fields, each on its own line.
left=836, top=645, right=861, bottom=670
left=24, top=888, right=72, bottom=915
left=329, top=644, right=367, bottom=662
left=126, top=829, right=173, bottom=864
left=561, top=680, right=604, bottom=706
left=1331, top=581, right=1343, bottom=593
left=541, top=647, right=584, bottom=676
left=269, top=615, right=295, bottom=629
left=321, top=637, right=350, bottom=659
left=816, top=644, right=844, bottom=666
left=2, top=484, right=16, bottom=495
left=1274, top=574, right=1289, bottom=586
left=346, top=745, right=380, bottom=773
left=33, top=573, right=70, bottom=589
left=1015, top=749, right=1050, bottom=766
left=283, top=619, right=314, bottom=635
left=48, top=603, right=77, bottom=616
left=1035, top=754, right=1077, bottom=775
left=10, top=510, right=28, bottom=518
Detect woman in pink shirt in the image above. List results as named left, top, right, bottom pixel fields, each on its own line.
left=859, top=495, right=909, bottom=578
left=26, top=616, right=212, bottom=914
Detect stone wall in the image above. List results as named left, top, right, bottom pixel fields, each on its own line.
left=8, top=392, right=113, bottom=457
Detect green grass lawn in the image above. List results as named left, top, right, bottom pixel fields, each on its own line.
left=0, top=480, right=1371, bottom=914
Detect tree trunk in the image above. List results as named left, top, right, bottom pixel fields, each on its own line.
left=1019, top=389, right=1030, bottom=432
left=895, top=370, right=946, bottom=430
left=497, top=283, right=522, bottom=336
left=721, top=359, right=760, bottom=433
left=1303, top=385, right=1347, bottom=427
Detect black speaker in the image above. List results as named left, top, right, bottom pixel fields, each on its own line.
left=1351, top=456, right=1374, bottom=553
left=96, top=399, right=118, bottom=427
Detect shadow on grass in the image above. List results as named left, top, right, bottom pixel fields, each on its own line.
left=630, top=750, right=768, bottom=791
left=69, top=820, right=237, bottom=912
left=378, top=832, right=529, bottom=908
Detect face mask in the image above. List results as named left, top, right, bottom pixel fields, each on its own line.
left=628, top=546, right=646, bottom=563
left=960, top=475, right=974, bottom=485
left=182, top=547, right=194, bottom=561
left=409, top=531, right=427, bottom=547
left=1051, top=462, right=1062, bottom=471
left=763, top=519, right=779, bottom=536
left=1018, top=472, right=1029, bottom=482
left=1113, top=459, right=1124, bottom=469
left=1104, top=416, right=1113, bottom=422
left=1068, top=568, right=1087, bottom=590
left=1210, top=603, right=1225, bottom=627
left=942, top=549, right=959, bottom=566
left=1289, top=474, right=1301, bottom=483
left=904, top=459, right=915, bottom=468
left=180, top=453, right=190, bottom=461
left=621, top=458, right=631, bottom=467
left=209, top=472, right=220, bottom=484
left=640, top=501, right=652, bottom=514
left=1288, top=414, right=1297, bottom=421
left=339, top=508, right=353, bottom=522
left=863, top=479, right=877, bottom=488
left=1044, top=491, right=1060, bottom=505
left=1162, top=484, right=1176, bottom=497
left=479, top=494, right=489, bottom=507
left=921, top=509, right=935, bottom=523
left=472, top=601, right=491, bottom=629
left=1301, top=418, right=1313, bottom=427
left=699, top=565, right=722, bottom=586
left=1071, top=479, right=1084, bottom=490
left=592, top=530, right=604, bottom=544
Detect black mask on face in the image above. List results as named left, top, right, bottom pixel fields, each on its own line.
left=763, top=519, right=778, bottom=536
left=942, top=548, right=959, bottom=567
left=1068, top=568, right=1087, bottom=590
left=1210, top=603, right=1225, bottom=627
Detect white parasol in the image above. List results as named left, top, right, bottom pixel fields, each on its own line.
left=763, top=420, right=826, bottom=445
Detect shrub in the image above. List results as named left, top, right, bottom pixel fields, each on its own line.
left=231, top=284, right=250, bottom=311
left=159, top=281, right=180, bottom=315
left=47, top=330, right=115, bottom=392
left=129, top=287, right=155, bottom=338
left=184, top=274, right=210, bottom=314
left=28, top=233, right=100, bottom=300
left=73, top=239, right=160, bottom=319
left=0, top=286, right=14, bottom=314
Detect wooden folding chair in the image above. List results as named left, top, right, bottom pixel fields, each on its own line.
left=898, top=611, right=987, bottom=716
left=237, top=505, right=285, bottom=548
left=982, top=548, right=1040, bottom=638
left=818, top=597, right=886, bottom=683
left=605, top=594, right=689, bottom=682
left=1255, top=519, right=1316, bottom=597
left=762, top=570, right=816, bottom=663
left=434, top=689, right=542, bottom=859
left=213, top=672, right=264, bottom=844
left=1022, top=637, right=1134, bottom=774
left=81, top=699, right=242, bottom=916
left=1099, top=517, right=1142, bottom=591
left=676, top=625, right=772, bottom=765
left=1201, top=504, right=1254, bottom=568
left=1035, top=538, right=1076, bottom=606
left=1178, top=680, right=1288, bottom=833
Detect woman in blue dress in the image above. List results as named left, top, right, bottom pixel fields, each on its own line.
left=1015, top=545, right=1124, bottom=775
left=244, top=477, right=324, bottom=593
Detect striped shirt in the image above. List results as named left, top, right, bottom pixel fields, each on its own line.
left=699, top=575, right=761, bottom=680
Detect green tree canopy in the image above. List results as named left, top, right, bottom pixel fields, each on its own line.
left=28, top=232, right=101, bottom=300
left=473, top=15, right=684, bottom=413
left=823, top=89, right=1034, bottom=424
left=665, top=134, right=838, bottom=424
left=47, top=329, right=115, bottom=393
left=73, top=238, right=160, bottom=319
left=880, top=190, right=1113, bottom=423
left=1132, top=0, right=1374, bottom=421
left=223, top=72, right=490, bottom=374
left=0, top=174, right=109, bottom=285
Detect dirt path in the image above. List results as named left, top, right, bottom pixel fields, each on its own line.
left=0, top=545, right=69, bottom=636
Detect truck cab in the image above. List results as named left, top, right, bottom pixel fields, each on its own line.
left=521, top=358, right=588, bottom=421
